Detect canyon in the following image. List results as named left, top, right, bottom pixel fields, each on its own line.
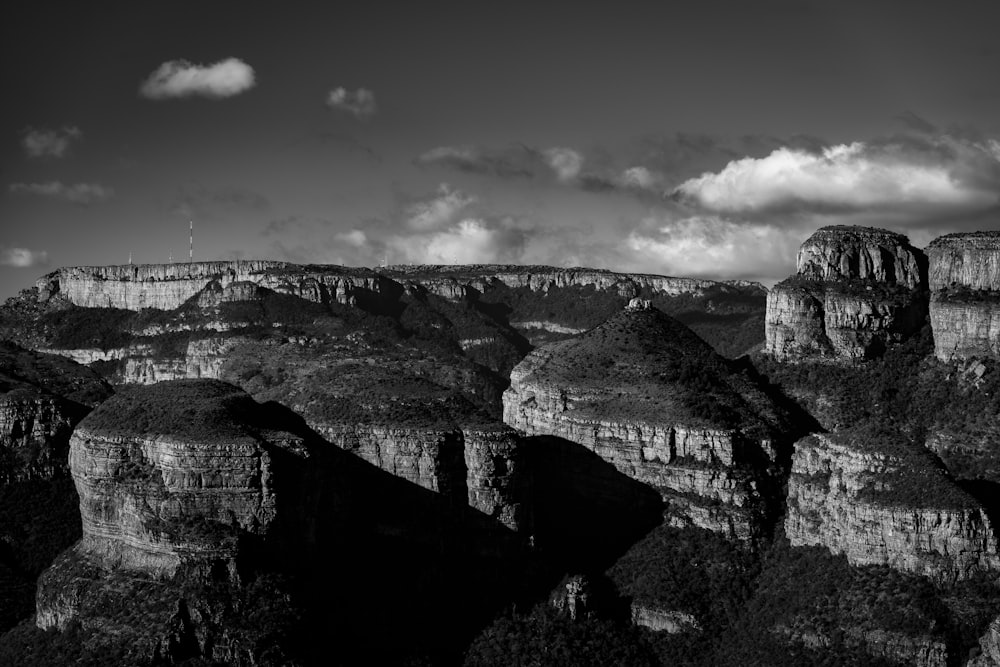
left=3, top=227, right=1000, bottom=664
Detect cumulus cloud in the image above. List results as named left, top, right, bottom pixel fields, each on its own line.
left=0, top=247, right=49, bottom=268
left=22, top=126, right=81, bottom=158
left=624, top=215, right=800, bottom=283
left=139, top=58, right=256, bottom=99
left=387, top=218, right=530, bottom=265
left=8, top=181, right=114, bottom=203
left=404, top=183, right=475, bottom=231
left=335, top=229, right=368, bottom=247
left=542, top=147, right=583, bottom=182
left=673, top=137, right=1000, bottom=217
left=326, top=87, right=377, bottom=118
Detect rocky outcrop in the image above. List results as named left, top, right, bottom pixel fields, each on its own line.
left=970, top=616, right=1000, bottom=666
left=797, top=226, right=924, bottom=288
left=765, top=226, right=928, bottom=362
left=55, top=382, right=289, bottom=581
left=630, top=605, right=701, bottom=634
left=503, top=304, right=793, bottom=539
left=121, top=337, right=241, bottom=385
left=928, top=233, right=1000, bottom=361
left=785, top=432, right=1000, bottom=581
left=35, top=261, right=388, bottom=311
left=0, top=342, right=112, bottom=482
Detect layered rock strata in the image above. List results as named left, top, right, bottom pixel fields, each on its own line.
left=928, top=232, right=1000, bottom=361
left=36, top=261, right=388, bottom=311
left=785, top=432, right=1000, bottom=581
left=504, top=304, right=792, bottom=539
left=314, top=422, right=526, bottom=531
left=765, top=226, right=928, bottom=362
left=57, top=381, right=289, bottom=580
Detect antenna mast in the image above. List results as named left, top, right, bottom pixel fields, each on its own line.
left=189, top=219, right=194, bottom=262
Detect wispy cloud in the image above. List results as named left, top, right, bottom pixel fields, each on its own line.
left=139, top=58, right=256, bottom=99
left=0, top=246, right=49, bottom=268
left=22, top=126, right=81, bottom=158
left=404, top=183, right=475, bottom=231
left=9, top=181, right=114, bottom=203
left=326, top=87, right=377, bottom=118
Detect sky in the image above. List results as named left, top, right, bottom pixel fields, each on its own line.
left=3, top=0, right=1000, bottom=300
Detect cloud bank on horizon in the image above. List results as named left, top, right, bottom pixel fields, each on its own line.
left=402, top=128, right=1000, bottom=283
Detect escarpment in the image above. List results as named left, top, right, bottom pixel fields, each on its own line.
left=765, top=226, right=928, bottom=362
left=928, top=232, right=1000, bottom=361
left=785, top=431, right=1000, bottom=581
left=504, top=300, right=796, bottom=540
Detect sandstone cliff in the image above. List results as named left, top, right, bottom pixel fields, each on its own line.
left=928, top=232, right=1000, bottom=361
left=765, top=226, right=928, bottom=363
left=35, top=260, right=389, bottom=311
left=785, top=432, right=1000, bottom=581
left=504, top=301, right=794, bottom=539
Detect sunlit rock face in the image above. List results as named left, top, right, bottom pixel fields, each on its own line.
left=35, top=261, right=389, bottom=311
left=764, top=226, right=928, bottom=363
left=785, top=432, right=1000, bottom=582
left=52, top=381, right=292, bottom=582
left=503, top=304, right=794, bottom=540
left=928, top=232, right=1000, bottom=361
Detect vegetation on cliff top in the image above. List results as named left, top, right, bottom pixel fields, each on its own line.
left=519, top=307, right=785, bottom=433
left=82, top=379, right=265, bottom=442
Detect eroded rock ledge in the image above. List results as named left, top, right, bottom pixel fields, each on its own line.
left=785, top=432, right=1000, bottom=581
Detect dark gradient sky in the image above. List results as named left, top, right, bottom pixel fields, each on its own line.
left=3, top=0, right=1000, bottom=299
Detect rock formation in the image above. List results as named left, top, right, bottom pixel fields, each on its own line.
left=765, top=226, right=928, bottom=362
left=785, top=432, right=1000, bottom=581
left=35, top=260, right=389, bottom=311
left=0, top=342, right=111, bottom=482
left=927, top=232, right=1000, bottom=361
left=504, top=304, right=794, bottom=539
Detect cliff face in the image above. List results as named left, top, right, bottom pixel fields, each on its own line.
left=503, top=303, right=792, bottom=539
left=765, top=226, right=928, bottom=363
left=927, top=233, right=1000, bottom=361
left=36, top=260, right=389, bottom=311
left=785, top=433, right=1000, bottom=581
left=0, top=343, right=112, bottom=483
left=797, top=226, right=925, bottom=288
left=310, top=420, right=527, bottom=532
left=51, top=383, right=291, bottom=583
left=385, top=264, right=765, bottom=299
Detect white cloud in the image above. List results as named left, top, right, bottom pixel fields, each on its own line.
left=674, top=138, right=1000, bottom=215
left=327, top=87, right=377, bottom=118
left=335, top=229, right=368, bottom=247
left=543, top=147, right=583, bottom=182
left=9, top=181, right=114, bottom=203
left=388, top=218, right=526, bottom=265
left=0, top=247, right=49, bottom=268
left=624, top=215, right=800, bottom=284
left=405, top=183, right=475, bottom=231
left=22, top=126, right=81, bottom=158
left=139, top=58, right=256, bottom=99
